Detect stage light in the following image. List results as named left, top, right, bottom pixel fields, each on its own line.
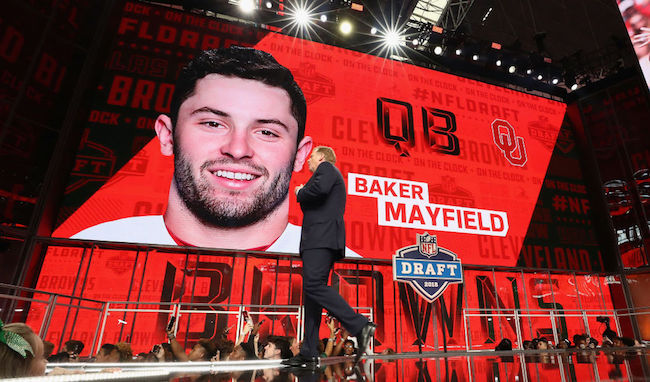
left=433, top=46, right=443, bottom=55
left=265, top=1, right=272, bottom=8
left=384, top=30, right=401, bottom=48
left=370, top=27, right=377, bottom=35
left=571, top=83, right=578, bottom=91
left=320, top=14, right=327, bottom=22
left=340, top=20, right=353, bottom=35
left=526, top=69, right=532, bottom=74
left=552, top=78, right=559, bottom=84
left=472, top=54, right=479, bottom=61
left=537, top=74, right=543, bottom=80
left=508, top=65, right=516, bottom=73
left=496, top=59, right=502, bottom=67
left=293, top=7, right=311, bottom=26
left=412, top=39, right=419, bottom=46
left=239, top=0, right=255, bottom=13
left=455, top=48, right=462, bottom=55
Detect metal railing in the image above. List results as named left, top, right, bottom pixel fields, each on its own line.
left=462, top=307, right=650, bottom=351
left=0, top=283, right=373, bottom=355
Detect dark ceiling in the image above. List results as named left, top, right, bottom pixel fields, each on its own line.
left=155, top=0, right=639, bottom=97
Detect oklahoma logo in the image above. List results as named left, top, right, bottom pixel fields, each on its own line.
left=393, top=233, right=463, bottom=302
left=492, top=119, right=527, bottom=167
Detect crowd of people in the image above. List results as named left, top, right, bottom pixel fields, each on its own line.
left=0, top=315, right=380, bottom=378
left=495, top=327, right=643, bottom=351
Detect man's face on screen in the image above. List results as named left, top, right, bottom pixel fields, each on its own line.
left=171, top=74, right=300, bottom=228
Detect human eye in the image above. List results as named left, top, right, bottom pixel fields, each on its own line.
left=255, top=128, right=281, bottom=139
left=200, top=121, right=225, bottom=129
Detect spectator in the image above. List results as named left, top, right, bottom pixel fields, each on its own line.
left=213, top=332, right=235, bottom=361
left=167, top=327, right=217, bottom=361
left=523, top=340, right=533, bottom=350
left=0, top=321, right=47, bottom=378
left=43, top=341, right=54, bottom=359
left=557, top=338, right=571, bottom=349
left=153, top=343, right=175, bottom=362
left=495, top=338, right=512, bottom=351
left=573, top=334, right=587, bottom=349
left=342, top=339, right=357, bottom=356
left=289, top=337, right=300, bottom=356
left=603, top=328, right=618, bottom=343
left=322, top=318, right=339, bottom=357
left=536, top=337, right=549, bottom=350
left=116, top=342, right=133, bottom=362
left=263, top=336, right=292, bottom=360
left=48, top=339, right=84, bottom=362
left=95, top=343, right=120, bottom=363
left=588, top=337, right=599, bottom=349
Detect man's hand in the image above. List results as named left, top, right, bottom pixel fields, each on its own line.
left=294, top=184, right=304, bottom=196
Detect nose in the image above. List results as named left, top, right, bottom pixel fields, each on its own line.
left=220, top=128, right=253, bottom=159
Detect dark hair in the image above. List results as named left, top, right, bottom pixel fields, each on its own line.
left=619, top=337, right=635, bottom=347
left=602, top=328, right=617, bottom=340
left=170, top=46, right=307, bottom=146
left=160, top=343, right=174, bottom=362
left=64, top=340, right=84, bottom=355
left=99, top=343, right=118, bottom=355
left=267, top=335, right=292, bottom=359
left=196, top=339, right=218, bottom=360
left=495, top=338, right=512, bottom=351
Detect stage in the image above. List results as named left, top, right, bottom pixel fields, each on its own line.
left=18, top=348, right=650, bottom=381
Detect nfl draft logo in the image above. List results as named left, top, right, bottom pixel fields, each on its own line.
left=393, top=233, right=463, bottom=302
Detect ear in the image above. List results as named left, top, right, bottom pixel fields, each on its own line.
left=155, top=114, right=175, bottom=157
left=293, top=136, right=313, bottom=172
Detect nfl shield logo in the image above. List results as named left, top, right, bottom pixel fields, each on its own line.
left=393, top=233, right=463, bottom=303
left=418, top=233, right=438, bottom=257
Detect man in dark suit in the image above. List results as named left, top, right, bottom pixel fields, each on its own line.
left=283, top=146, right=375, bottom=367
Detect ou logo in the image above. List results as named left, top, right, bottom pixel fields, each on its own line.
left=491, top=119, right=527, bottom=166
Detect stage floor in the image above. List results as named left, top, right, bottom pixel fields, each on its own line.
left=26, top=348, right=650, bottom=381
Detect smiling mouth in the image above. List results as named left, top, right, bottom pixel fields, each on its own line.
left=211, top=170, right=259, bottom=181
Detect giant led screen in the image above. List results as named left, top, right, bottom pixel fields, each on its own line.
left=49, top=1, right=566, bottom=268
left=618, top=0, right=650, bottom=91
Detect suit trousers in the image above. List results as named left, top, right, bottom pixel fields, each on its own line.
left=300, top=248, right=368, bottom=358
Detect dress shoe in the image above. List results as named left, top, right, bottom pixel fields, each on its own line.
left=281, top=353, right=319, bottom=368
left=356, top=322, right=376, bottom=360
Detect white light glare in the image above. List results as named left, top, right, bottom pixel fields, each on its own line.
left=239, top=0, right=255, bottom=13
left=571, top=84, right=578, bottom=91
left=526, top=69, right=532, bottom=74
left=455, top=48, right=462, bottom=55
left=537, top=74, right=543, bottom=80
left=508, top=65, right=516, bottom=73
left=433, top=46, right=443, bottom=55
left=472, top=54, right=479, bottom=61
left=384, top=30, right=401, bottom=47
left=293, top=7, right=311, bottom=26
left=496, top=59, right=502, bottom=66
left=412, top=39, right=419, bottom=46
left=320, top=14, right=327, bottom=22
left=265, top=1, right=272, bottom=8
left=370, top=27, right=378, bottom=35
left=340, top=20, right=353, bottom=35
left=552, top=78, right=559, bottom=84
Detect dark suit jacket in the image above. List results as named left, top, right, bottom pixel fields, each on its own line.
left=297, top=161, right=346, bottom=259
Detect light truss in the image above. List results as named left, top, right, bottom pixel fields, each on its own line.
left=438, top=0, right=475, bottom=31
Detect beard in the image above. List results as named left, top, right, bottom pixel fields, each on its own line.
left=173, top=149, right=295, bottom=228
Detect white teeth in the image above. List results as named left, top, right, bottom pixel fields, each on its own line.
left=214, top=170, right=255, bottom=181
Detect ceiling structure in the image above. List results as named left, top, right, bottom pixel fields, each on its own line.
left=149, top=0, right=639, bottom=99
